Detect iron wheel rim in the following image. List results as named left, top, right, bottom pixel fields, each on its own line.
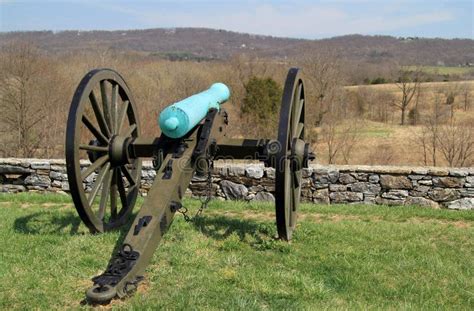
left=275, top=68, right=305, bottom=241
left=65, top=68, right=142, bottom=233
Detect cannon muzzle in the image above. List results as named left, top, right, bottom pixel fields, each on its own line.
left=159, top=83, right=230, bottom=138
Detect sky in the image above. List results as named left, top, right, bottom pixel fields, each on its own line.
left=0, top=0, right=473, bottom=39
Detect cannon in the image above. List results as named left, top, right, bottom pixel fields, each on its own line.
left=65, top=67, right=314, bottom=303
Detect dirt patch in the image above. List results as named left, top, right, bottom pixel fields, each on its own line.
left=452, top=221, right=471, bottom=228
left=215, top=210, right=275, bottom=221
left=18, top=202, right=67, bottom=209
left=409, top=217, right=472, bottom=228
left=301, top=213, right=375, bottom=223
left=0, top=201, right=74, bottom=209
left=137, top=278, right=151, bottom=295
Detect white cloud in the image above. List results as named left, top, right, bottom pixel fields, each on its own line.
left=92, top=1, right=457, bottom=38
left=329, top=11, right=455, bottom=36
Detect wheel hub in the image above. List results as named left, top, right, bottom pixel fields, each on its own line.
left=109, top=135, right=131, bottom=167
left=291, top=138, right=306, bottom=171
left=303, top=143, right=315, bottom=168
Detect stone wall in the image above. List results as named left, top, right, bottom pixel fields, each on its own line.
left=1, top=158, right=473, bottom=210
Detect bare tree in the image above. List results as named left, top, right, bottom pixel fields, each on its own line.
left=0, top=42, right=44, bottom=157
left=409, top=85, right=423, bottom=125
left=367, top=143, right=394, bottom=165
left=301, top=53, right=344, bottom=126
left=0, top=42, right=69, bottom=157
left=229, top=54, right=273, bottom=92
left=350, top=87, right=397, bottom=123
left=437, top=120, right=474, bottom=167
left=413, top=126, right=429, bottom=166
left=340, top=121, right=361, bottom=164
left=459, top=82, right=472, bottom=111
left=319, top=116, right=361, bottom=164
left=439, top=83, right=462, bottom=120
left=416, top=120, right=440, bottom=166
left=393, top=68, right=421, bottom=125
left=413, top=92, right=454, bottom=166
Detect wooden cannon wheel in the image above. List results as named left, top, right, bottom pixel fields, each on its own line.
left=274, top=68, right=306, bottom=241
left=65, top=69, right=142, bottom=233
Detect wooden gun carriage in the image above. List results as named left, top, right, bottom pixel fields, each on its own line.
left=65, top=67, right=314, bottom=303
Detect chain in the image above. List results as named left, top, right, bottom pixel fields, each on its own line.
left=177, top=156, right=214, bottom=222
left=123, top=276, right=144, bottom=295
left=176, top=206, right=191, bottom=222
left=198, top=156, right=214, bottom=215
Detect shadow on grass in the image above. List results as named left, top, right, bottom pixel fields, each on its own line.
left=105, top=215, right=136, bottom=256
left=13, top=211, right=83, bottom=235
left=191, top=214, right=276, bottom=241
left=13, top=209, right=136, bottom=240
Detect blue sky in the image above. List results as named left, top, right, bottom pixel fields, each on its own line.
left=0, top=0, right=472, bottom=39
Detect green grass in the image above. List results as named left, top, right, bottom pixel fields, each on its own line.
left=404, top=65, right=474, bottom=76
left=0, top=193, right=473, bottom=310
left=358, top=127, right=393, bottom=138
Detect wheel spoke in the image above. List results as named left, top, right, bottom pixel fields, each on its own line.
left=296, top=122, right=304, bottom=139
left=81, top=154, right=109, bottom=180
left=89, top=90, right=111, bottom=138
left=285, top=159, right=292, bottom=227
left=121, top=166, right=136, bottom=187
left=100, top=80, right=112, bottom=133
left=117, top=100, right=129, bottom=134
left=292, top=83, right=302, bottom=118
left=292, top=169, right=300, bottom=189
left=111, top=84, right=119, bottom=135
left=288, top=173, right=296, bottom=228
left=116, top=169, right=128, bottom=214
left=292, top=170, right=301, bottom=207
left=87, top=162, right=110, bottom=206
left=294, top=82, right=302, bottom=104
left=293, top=99, right=304, bottom=135
left=82, top=115, right=108, bottom=145
left=79, top=144, right=108, bottom=152
left=110, top=169, right=118, bottom=220
left=291, top=170, right=301, bottom=230
left=98, top=168, right=112, bottom=220
left=121, top=123, right=137, bottom=138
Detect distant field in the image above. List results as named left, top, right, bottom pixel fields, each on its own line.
left=335, top=80, right=474, bottom=166
left=345, top=79, right=474, bottom=92
left=404, top=65, right=474, bottom=75
left=313, top=119, right=474, bottom=166
left=0, top=193, right=473, bottom=310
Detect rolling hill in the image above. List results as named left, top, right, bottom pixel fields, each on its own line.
left=1, top=28, right=473, bottom=65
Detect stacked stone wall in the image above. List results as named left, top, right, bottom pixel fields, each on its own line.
left=1, top=158, right=473, bottom=210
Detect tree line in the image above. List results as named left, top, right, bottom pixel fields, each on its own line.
left=0, top=41, right=472, bottom=167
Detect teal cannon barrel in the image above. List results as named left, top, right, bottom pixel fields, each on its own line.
left=158, top=83, right=230, bottom=138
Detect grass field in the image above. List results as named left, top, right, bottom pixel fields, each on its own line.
left=328, top=80, right=474, bottom=166
left=404, top=65, right=474, bottom=76
left=0, top=193, right=473, bottom=310
left=345, top=80, right=474, bottom=93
